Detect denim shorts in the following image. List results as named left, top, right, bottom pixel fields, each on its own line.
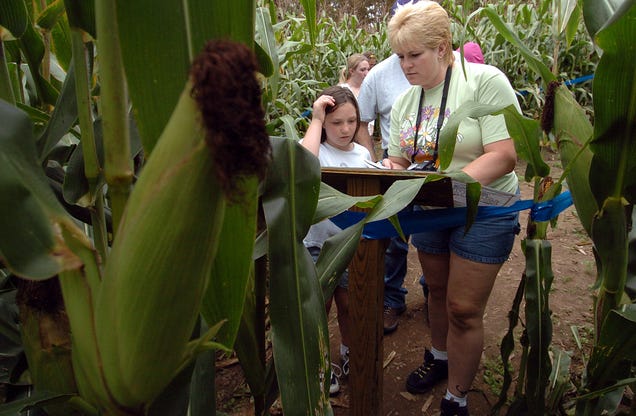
left=307, top=246, right=349, bottom=289
left=410, top=210, right=520, bottom=264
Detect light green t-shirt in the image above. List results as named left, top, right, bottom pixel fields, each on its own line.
left=388, top=62, right=520, bottom=193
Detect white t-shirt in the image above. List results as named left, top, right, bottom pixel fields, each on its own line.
left=357, top=54, right=411, bottom=149
left=389, top=62, right=520, bottom=193
left=303, top=142, right=372, bottom=248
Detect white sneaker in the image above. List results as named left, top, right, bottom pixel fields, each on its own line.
left=329, top=363, right=342, bottom=396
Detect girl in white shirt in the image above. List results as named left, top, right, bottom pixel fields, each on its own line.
left=300, top=85, right=372, bottom=395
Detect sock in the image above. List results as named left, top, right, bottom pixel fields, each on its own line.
left=444, top=390, right=467, bottom=407
left=340, top=344, right=349, bottom=357
left=430, top=347, right=448, bottom=361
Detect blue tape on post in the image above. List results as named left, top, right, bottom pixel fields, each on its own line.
left=329, top=191, right=573, bottom=240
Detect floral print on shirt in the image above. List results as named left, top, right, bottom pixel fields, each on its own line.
left=399, top=105, right=451, bottom=164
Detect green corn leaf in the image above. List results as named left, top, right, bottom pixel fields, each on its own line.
left=262, top=138, right=331, bottom=415
left=582, top=0, right=626, bottom=40
left=36, top=63, right=77, bottom=161
left=523, top=239, right=553, bottom=414
left=256, top=7, right=279, bottom=87
left=187, top=348, right=217, bottom=416
left=578, top=305, right=636, bottom=413
left=589, top=1, right=636, bottom=205
left=552, top=83, right=596, bottom=235
left=114, top=0, right=189, bottom=155
left=481, top=6, right=556, bottom=87
left=592, top=197, right=628, bottom=325
left=50, top=12, right=72, bottom=72
left=564, top=2, right=582, bottom=48
left=17, top=23, right=59, bottom=106
left=547, top=348, right=571, bottom=412
left=317, top=222, right=364, bottom=298
left=233, top=267, right=266, bottom=398
left=0, top=391, right=77, bottom=416
left=115, top=0, right=256, bottom=155
left=497, top=105, right=549, bottom=181
left=492, top=273, right=526, bottom=413
left=63, top=116, right=142, bottom=206
left=437, top=101, right=521, bottom=171
left=201, top=177, right=259, bottom=349
left=63, top=0, right=96, bottom=38
left=0, top=101, right=78, bottom=279
left=36, top=0, right=65, bottom=31
left=313, top=181, right=381, bottom=224
left=0, top=0, right=29, bottom=38
left=589, top=304, right=636, bottom=383
left=364, top=178, right=426, bottom=223
left=280, top=114, right=301, bottom=141
left=299, top=0, right=317, bottom=46
left=254, top=41, right=274, bottom=78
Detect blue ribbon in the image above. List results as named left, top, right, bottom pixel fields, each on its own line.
left=517, top=74, right=594, bottom=96
left=329, top=190, right=573, bottom=240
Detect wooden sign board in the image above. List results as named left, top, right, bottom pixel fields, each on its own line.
left=321, top=167, right=454, bottom=207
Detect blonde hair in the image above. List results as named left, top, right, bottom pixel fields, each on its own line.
left=339, top=53, right=369, bottom=83
left=388, top=1, right=454, bottom=67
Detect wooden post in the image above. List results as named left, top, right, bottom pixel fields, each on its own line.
left=346, top=175, right=387, bottom=416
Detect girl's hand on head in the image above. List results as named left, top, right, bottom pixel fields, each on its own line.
left=312, top=95, right=335, bottom=123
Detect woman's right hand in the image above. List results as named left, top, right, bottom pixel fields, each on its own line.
left=381, top=157, right=407, bottom=170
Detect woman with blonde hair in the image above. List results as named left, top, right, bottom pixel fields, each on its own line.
left=339, top=53, right=370, bottom=97
left=381, top=1, right=521, bottom=415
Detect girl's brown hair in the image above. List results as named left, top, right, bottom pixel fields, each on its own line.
left=318, top=86, right=361, bottom=143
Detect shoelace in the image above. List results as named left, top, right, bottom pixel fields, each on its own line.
left=330, top=362, right=343, bottom=379
left=341, top=354, right=350, bottom=376
left=413, top=361, right=436, bottom=378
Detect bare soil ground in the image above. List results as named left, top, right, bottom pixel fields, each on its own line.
left=216, top=157, right=598, bottom=415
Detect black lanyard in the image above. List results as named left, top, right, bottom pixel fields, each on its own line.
left=412, top=65, right=453, bottom=164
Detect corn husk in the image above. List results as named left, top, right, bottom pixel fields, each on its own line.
left=94, top=84, right=226, bottom=409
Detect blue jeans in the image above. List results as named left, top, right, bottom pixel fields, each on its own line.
left=384, top=235, right=409, bottom=309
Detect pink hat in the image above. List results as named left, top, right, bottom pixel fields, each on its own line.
left=457, top=42, right=484, bottom=64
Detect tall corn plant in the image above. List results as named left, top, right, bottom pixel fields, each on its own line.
left=479, top=0, right=636, bottom=414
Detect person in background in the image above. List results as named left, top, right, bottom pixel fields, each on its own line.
left=339, top=53, right=370, bottom=97
left=356, top=0, right=425, bottom=336
left=363, top=50, right=378, bottom=69
left=456, top=41, right=484, bottom=64
left=382, top=2, right=520, bottom=415
left=301, top=85, right=373, bottom=396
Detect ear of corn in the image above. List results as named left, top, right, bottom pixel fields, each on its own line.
left=94, top=84, right=226, bottom=409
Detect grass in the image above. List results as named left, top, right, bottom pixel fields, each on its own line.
left=482, top=355, right=513, bottom=397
